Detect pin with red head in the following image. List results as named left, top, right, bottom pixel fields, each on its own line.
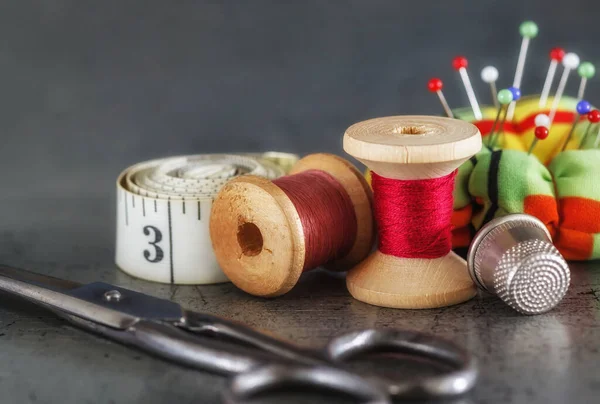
left=528, top=113, right=550, bottom=155
left=453, top=56, right=482, bottom=120
left=581, top=109, right=600, bottom=148
left=539, top=47, right=564, bottom=108
left=427, top=78, right=454, bottom=118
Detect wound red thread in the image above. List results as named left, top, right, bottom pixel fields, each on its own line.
left=371, top=171, right=457, bottom=259
left=274, top=170, right=357, bottom=271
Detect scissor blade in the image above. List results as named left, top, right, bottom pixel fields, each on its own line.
left=0, top=265, right=139, bottom=329
left=0, top=265, right=83, bottom=291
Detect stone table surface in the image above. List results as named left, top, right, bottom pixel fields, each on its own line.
left=0, top=191, right=598, bottom=404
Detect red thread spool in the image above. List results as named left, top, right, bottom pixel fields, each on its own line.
left=344, top=116, right=482, bottom=309
left=210, top=153, right=374, bottom=297
left=371, top=171, right=456, bottom=258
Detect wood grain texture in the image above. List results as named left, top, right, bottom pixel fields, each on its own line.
left=210, top=153, right=374, bottom=297
left=343, top=115, right=482, bottom=309
left=344, top=115, right=482, bottom=180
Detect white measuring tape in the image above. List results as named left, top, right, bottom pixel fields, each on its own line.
left=115, top=153, right=298, bottom=284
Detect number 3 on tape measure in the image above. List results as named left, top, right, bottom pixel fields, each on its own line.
left=143, top=225, right=164, bottom=263
left=116, top=190, right=221, bottom=284
left=115, top=154, right=296, bottom=285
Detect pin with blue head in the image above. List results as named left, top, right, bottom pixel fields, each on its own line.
left=562, top=100, right=592, bottom=151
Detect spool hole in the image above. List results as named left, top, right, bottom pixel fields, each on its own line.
left=237, top=222, right=264, bottom=256
left=392, top=125, right=431, bottom=135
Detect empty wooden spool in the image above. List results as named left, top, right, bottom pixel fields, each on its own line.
left=343, top=116, right=482, bottom=309
left=210, top=153, right=375, bottom=297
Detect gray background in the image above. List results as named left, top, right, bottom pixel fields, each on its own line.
left=0, top=1, right=599, bottom=403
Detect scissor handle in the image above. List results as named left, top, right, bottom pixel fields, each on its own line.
left=222, top=364, right=391, bottom=404
left=324, top=329, right=478, bottom=399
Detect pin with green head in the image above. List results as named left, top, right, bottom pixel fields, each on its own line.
left=577, top=62, right=595, bottom=100
left=488, top=89, right=514, bottom=149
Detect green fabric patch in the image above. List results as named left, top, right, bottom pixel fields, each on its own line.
left=549, top=150, right=600, bottom=200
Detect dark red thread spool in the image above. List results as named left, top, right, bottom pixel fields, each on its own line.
left=210, top=153, right=375, bottom=297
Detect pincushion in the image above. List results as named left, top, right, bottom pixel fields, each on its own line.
left=452, top=95, right=600, bottom=260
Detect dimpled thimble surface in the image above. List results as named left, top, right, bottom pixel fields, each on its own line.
left=467, top=214, right=570, bottom=315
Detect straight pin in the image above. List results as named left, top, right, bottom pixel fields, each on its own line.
left=561, top=100, right=591, bottom=152
left=488, top=89, right=514, bottom=149
left=481, top=66, right=499, bottom=108
left=528, top=114, right=550, bottom=155
left=507, top=21, right=539, bottom=120
left=453, top=56, right=482, bottom=120
left=594, top=125, right=600, bottom=148
left=549, top=52, right=580, bottom=125
left=539, top=48, right=564, bottom=108
left=529, top=126, right=549, bottom=155
left=577, top=62, right=595, bottom=100
left=427, top=78, right=454, bottom=118
left=579, top=109, right=600, bottom=149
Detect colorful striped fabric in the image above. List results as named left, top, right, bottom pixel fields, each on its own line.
left=452, top=95, right=600, bottom=260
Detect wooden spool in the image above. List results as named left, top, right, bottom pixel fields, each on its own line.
left=209, top=153, right=375, bottom=297
left=343, top=116, right=482, bottom=309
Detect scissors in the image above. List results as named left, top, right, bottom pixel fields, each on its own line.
left=0, top=265, right=477, bottom=403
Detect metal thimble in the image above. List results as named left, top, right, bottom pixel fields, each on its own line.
left=467, top=214, right=570, bottom=315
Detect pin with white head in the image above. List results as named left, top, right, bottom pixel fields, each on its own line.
left=528, top=114, right=550, bottom=155
left=577, top=62, right=595, bottom=100
left=549, top=52, right=580, bottom=124
left=507, top=21, right=539, bottom=120
left=579, top=109, right=600, bottom=149
left=453, top=56, right=482, bottom=120
left=561, top=100, right=591, bottom=152
left=539, top=47, right=565, bottom=108
left=481, top=66, right=499, bottom=108
left=427, top=78, right=454, bottom=118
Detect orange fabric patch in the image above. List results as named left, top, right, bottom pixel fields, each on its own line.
left=554, top=227, right=593, bottom=260
left=523, top=194, right=559, bottom=238
left=452, top=205, right=472, bottom=228
left=558, top=197, right=600, bottom=234
left=452, top=227, right=472, bottom=248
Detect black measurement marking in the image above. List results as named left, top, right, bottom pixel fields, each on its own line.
left=125, top=193, right=129, bottom=226
left=182, top=201, right=186, bottom=214
left=168, top=201, right=174, bottom=284
left=197, top=201, right=201, bottom=220
left=132, top=195, right=135, bottom=208
left=154, top=200, right=157, bottom=213
left=142, top=198, right=146, bottom=217
left=143, top=226, right=164, bottom=263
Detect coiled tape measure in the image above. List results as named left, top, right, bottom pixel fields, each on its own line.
left=115, top=152, right=298, bottom=284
